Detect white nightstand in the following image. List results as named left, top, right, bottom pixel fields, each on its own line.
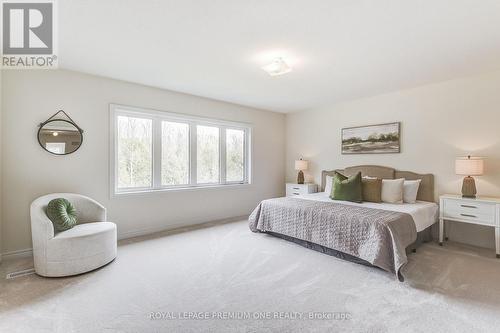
left=286, top=183, right=318, bottom=197
left=439, top=194, right=500, bottom=257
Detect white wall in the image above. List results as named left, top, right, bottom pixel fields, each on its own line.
left=1, top=69, right=286, bottom=254
left=287, top=70, right=500, bottom=249
left=0, top=68, right=2, bottom=263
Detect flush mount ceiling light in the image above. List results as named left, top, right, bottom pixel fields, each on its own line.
left=261, top=57, right=292, bottom=76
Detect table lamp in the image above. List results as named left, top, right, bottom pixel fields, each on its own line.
left=455, top=156, right=484, bottom=198
left=295, top=159, right=308, bottom=184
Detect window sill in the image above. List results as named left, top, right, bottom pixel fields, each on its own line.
left=112, top=183, right=252, bottom=198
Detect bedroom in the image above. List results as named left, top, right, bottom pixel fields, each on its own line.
left=1, top=1, right=500, bottom=332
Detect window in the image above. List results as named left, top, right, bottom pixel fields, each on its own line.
left=161, top=121, right=189, bottom=186
left=45, top=142, right=66, bottom=154
left=197, top=125, right=220, bottom=184
left=226, top=129, right=245, bottom=182
left=111, top=104, right=251, bottom=194
left=116, top=115, right=152, bottom=189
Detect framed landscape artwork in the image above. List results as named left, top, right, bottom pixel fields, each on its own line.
left=341, top=122, right=400, bottom=154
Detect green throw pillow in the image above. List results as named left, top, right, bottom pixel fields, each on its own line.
left=330, top=171, right=363, bottom=203
left=46, top=198, right=78, bottom=232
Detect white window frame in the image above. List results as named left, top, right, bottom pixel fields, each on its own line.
left=110, top=104, right=252, bottom=196
left=45, top=142, right=66, bottom=154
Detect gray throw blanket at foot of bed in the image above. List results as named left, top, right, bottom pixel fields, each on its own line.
left=249, top=197, right=417, bottom=280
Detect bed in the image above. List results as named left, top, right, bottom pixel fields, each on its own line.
left=249, top=165, right=438, bottom=281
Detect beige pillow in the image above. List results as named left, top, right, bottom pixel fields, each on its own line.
left=381, top=178, right=404, bottom=203
left=362, top=177, right=382, bottom=203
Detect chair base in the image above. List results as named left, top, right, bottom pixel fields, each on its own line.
left=35, top=250, right=117, bottom=277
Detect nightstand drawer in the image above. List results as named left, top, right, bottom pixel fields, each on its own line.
left=288, top=185, right=303, bottom=192
left=443, top=199, right=495, bottom=218
left=285, top=183, right=318, bottom=197
left=443, top=210, right=495, bottom=226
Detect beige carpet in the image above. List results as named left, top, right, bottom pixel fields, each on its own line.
left=2, top=220, right=500, bottom=332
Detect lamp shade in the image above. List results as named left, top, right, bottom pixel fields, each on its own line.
left=295, top=159, right=308, bottom=171
left=455, top=157, right=484, bottom=176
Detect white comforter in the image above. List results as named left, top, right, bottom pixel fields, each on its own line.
left=296, top=192, right=438, bottom=232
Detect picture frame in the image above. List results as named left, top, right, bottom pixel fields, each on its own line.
left=341, top=122, right=400, bottom=154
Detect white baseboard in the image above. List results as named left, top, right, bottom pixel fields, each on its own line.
left=1, top=248, right=34, bottom=261
left=118, top=215, right=247, bottom=240
left=1, top=215, right=248, bottom=261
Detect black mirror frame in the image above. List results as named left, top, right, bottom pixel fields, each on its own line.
left=37, top=110, right=84, bottom=156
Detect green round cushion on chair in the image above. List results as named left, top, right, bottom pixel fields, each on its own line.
left=46, top=198, right=78, bottom=232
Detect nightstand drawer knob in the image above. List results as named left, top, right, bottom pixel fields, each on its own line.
left=460, top=213, right=477, bottom=218
left=461, top=204, right=477, bottom=209
left=292, top=187, right=300, bottom=190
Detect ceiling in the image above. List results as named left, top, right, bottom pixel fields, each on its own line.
left=59, top=0, right=500, bottom=113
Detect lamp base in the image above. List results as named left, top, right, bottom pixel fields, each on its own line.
left=297, top=170, right=304, bottom=184
left=461, top=176, right=477, bottom=198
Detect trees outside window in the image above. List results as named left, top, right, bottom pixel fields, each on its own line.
left=117, top=115, right=152, bottom=188
left=112, top=105, right=251, bottom=194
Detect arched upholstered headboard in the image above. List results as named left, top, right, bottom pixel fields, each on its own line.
left=321, top=165, right=435, bottom=202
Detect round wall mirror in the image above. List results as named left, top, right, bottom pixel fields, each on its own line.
left=38, top=119, right=83, bottom=155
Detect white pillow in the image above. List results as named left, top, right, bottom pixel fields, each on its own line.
left=381, top=178, right=404, bottom=203
left=403, top=179, right=421, bottom=204
left=324, top=175, right=333, bottom=194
